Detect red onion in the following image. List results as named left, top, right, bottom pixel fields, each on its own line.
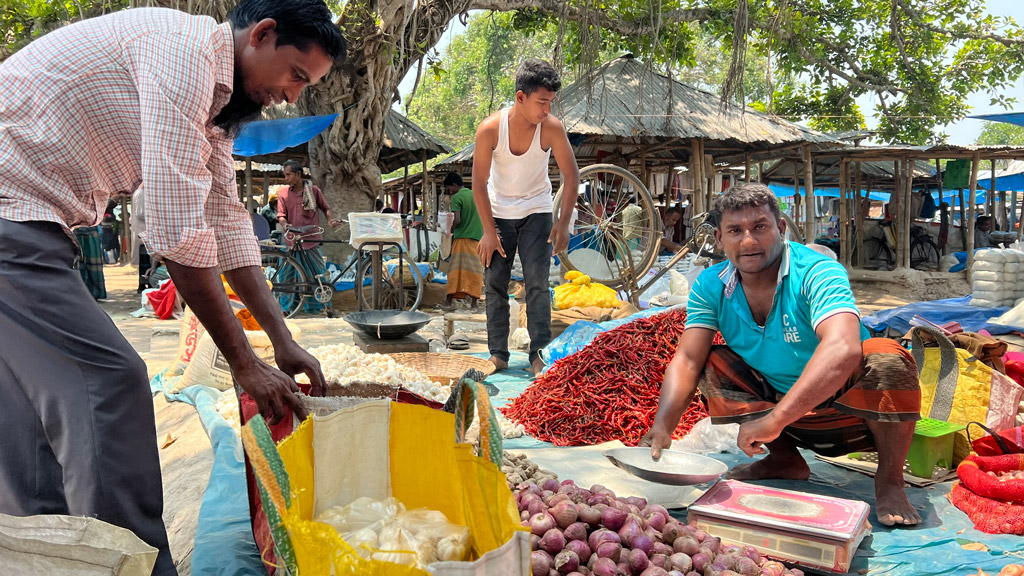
left=643, top=526, right=662, bottom=544
left=555, top=550, right=581, bottom=574
left=667, top=553, right=692, bottom=573
left=566, top=573, right=586, bottom=576
left=649, top=554, right=668, bottom=569
left=529, top=498, right=549, bottom=517
left=559, top=483, right=577, bottom=495
left=740, top=545, right=759, bottom=563
left=588, top=494, right=613, bottom=507
left=550, top=570, right=559, bottom=576
left=651, top=542, right=673, bottom=557
left=624, top=496, right=648, bottom=509
left=704, top=535, right=721, bottom=554
left=548, top=493, right=573, bottom=507
left=565, top=539, right=592, bottom=563
left=588, top=528, right=620, bottom=552
left=522, top=510, right=531, bottom=521
left=626, top=504, right=642, bottom=517
left=627, top=549, right=650, bottom=575
left=672, top=536, right=698, bottom=556
left=618, top=562, right=631, bottom=575
left=595, top=541, right=622, bottom=560
left=521, top=492, right=543, bottom=510
left=693, top=528, right=707, bottom=543
left=578, top=505, right=602, bottom=526
left=643, top=512, right=666, bottom=532
left=565, top=522, right=588, bottom=542
left=561, top=478, right=577, bottom=487
left=643, top=504, right=669, bottom=522
left=540, top=528, right=566, bottom=555
left=690, top=552, right=710, bottom=573
left=639, top=567, right=669, bottom=576
left=551, top=501, right=579, bottom=529
left=544, top=490, right=555, bottom=501
left=602, top=507, right=628, bottom=531
left=532, top=534, right=541, bottom=550
left=660, top=523, right=685, bottom=546
left=520, top=481, right=543, bottom=497
left=532, top=550, right=553, bottom=576
left=543, top=478, right=560, bottom=492
left=734, top=557, right=759, bottom=576
left=667, top=572, right=685, bottom=576
left=530, top=512, right=556, bottom=536
left=631, top=533, right=654, bottom=556
left=618, top=515, right=643, bottom=546
left=591, top=557, right=617, bottom=576
left=760, top=561, right=786, bottom=576
left=697, top=547, right=715, bottom=563
left=705, top=561, right=728, bottom=576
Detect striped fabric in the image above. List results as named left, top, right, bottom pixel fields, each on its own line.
left=699, top=338, right=921, bottom=457
left=446, top=238, right=484, bottom=299
left=0, top=8, right=259, bottom=271
left=73, top=226, right=107, bottom=300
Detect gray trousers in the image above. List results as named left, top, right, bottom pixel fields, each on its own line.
left=0, top=219, right=175, bottom=575
left=485, top=213, right=553, bottom=364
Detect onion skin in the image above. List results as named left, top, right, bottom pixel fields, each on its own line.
left=551, top=501, right=579, bottom=529
left=588, top=528, right=620, bottom=552
left=649, top=554, right=668, bottom=569
left=565, top=539, right=592, bottom=564
left=591, top=557, right=617, bottom=576
left=639, top=567, right=669, bottom=576
left=565, top=522, right=588, bottom=542
left=578, top=505, right=602, bottom=526
left=627, top=549, right=650, bottom=575
left=596, top=541, right=623, bottom=560
left=667, top=553, right=692, bottom=573
left=690, top=552, right=710, bottom=573
left=531, top=512, right=557, bottom=536
left=532, top=550, right=553, bottom=576
left=602, top=507, right=628, bottom=531
left=644, top=512, right=666, bottom=532
left=540, top=528, right=567, bottom=555
left=555, top=550, right=581, bottom=574
left=543, top=478, right=560, bottom=492
left=651, top=543, right=674, bottom=557
left=673, top=536, right=699, bottom=556
left=631, top=533, right=654, bottom=556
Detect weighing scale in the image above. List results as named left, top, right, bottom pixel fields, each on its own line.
left=688, top=480, right=871, bottom=573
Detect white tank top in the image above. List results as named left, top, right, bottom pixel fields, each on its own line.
left=487, top=108, right=553, bottom=219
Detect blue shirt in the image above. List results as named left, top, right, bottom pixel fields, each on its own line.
left=686, top=241, right=869, bottom=394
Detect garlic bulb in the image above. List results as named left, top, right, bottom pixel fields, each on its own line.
left=301, top=344, right=451, bottom=403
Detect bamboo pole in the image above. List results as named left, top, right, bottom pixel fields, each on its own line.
left=840, top=159, right=849, bottom=267
left=959, top=189, right=967, bottom=251
left=262, top=172, right=269, bottom=207
left=244, top=159, right=253, bottom=212
left=803, top=145, right=814, bottom=243
left=793, top=160, right=801, bottom=226
left=903, top=157, right=914, bottom=269
left=758, top=162, right=765, bottom=183
left=422, top=152, right=432, bottom=230
left=690, top=140, right=704, bottom=214
left=855, top=167, right=865, bottom=268
left=890, top=159, right=902, bottom=267
left=967, top=151, right=981, bottom=283
left=936, top=159, right=946, bottom=255
left=744, top=153, right=751, bottom=184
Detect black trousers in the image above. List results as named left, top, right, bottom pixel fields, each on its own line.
left=0, top=219, right=175, bottom=575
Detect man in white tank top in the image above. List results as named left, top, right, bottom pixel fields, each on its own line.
left=472, top=59, right=580, bottom=376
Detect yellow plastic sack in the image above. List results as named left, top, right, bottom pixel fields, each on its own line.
left=243, top=400, right=527, bottom=575
left=554, top=272, right=621, bottom=310
left=912, top=326, right=1024, bottom=462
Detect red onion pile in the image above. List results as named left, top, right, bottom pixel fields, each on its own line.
left=517, top=478, right=806, bottom=576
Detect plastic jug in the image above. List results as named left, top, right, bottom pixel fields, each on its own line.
left=507, top=295, right=520, bottom=349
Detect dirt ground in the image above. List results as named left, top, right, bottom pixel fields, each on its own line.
left=93, top=262, right=972, bottom=574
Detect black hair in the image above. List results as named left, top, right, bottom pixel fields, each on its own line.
left=227, top=0, right=346, bottom=62
left=375, top=199, right=384, bottom=209
left=443, top=172, right=463, bottom=187
left=665, top=206, right=683, bottom=216
left=515, top=59, right=561, bottom=96
left=713, top=183, right=782, bottom=225
left=282, top=159, right=304, bottom=176
left=978, top=215, right=993, bottom=225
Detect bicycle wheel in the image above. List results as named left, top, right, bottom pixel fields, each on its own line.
left=864, top=238, right=894, bottom=269
left=357, top=251, right=425, bottom=311
left=780, top=212, right=805, bottom=244
left=260, top=248, right=309, bottom=318
left=910, top=238, right=940, bottom=270
left=552, top=164, right=660, bottom=287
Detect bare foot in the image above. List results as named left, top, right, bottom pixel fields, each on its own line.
left=726, top=451, right=811, bottom=481
left=530, top=357, right=545, bottom=376
left=488, top=355, right=509, bottom=370
left=874, top=481, right=921, bottom=526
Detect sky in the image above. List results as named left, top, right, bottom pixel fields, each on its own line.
left=397, top=1, right=1023, bottom=145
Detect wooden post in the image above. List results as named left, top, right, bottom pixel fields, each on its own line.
left=967, top=151, right=981, bottom=283
left=704, top=149, right=714, bottom=210
left=936, top=159, right=946, bottom=255
left=690, top=140, right=704, bottom=214
left=994, top=163, right=1003, bottom=230
left=989, top=161, right=997, bottom=225
left=840, top=159, right=849, bottom=267
left=744, top=153, right=752, bottom=184
left=120, top=196, right=130, bottom=265
left=903, top=157, right=914, bottom=269
left=793, top=160, right=801, bottom=226
left=890, top=159, right=902, bottom=267
left=422, top=151, right=433, bottom=230
left=758, top=162, right=765, bottom=183
left=856, top=167, right=866, bottom=268
left=803, top=145, right=814, bottom=243
left=262, top=172, right=270, bottom=207
left=244, top=159, right=253, bottom=212
left=958, top=189, right=967, bottom=251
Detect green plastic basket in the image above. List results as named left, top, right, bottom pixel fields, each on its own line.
left=907, top=418, right=965, bottom=478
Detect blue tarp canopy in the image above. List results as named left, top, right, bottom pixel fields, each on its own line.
left=232, top=114, right=338, bottom=157
left=769, top=184, right=993, bottom=205
left=970, top=112, right=1024, bottom=127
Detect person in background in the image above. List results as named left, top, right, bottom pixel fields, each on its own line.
left=976, top=215, right=995, bottom=249
left=100, top=199, right=120, bottom=263
left=74, top=225, right=107, bottom=299
left=375, top=198, right=396, bottom=214
left=441, top=172, right=484, bottom=312
left=642, top=183, right=922, bottom=528
left=130, top=188, right=152, bottom=292
left=661, top=206, right=684, bottom=254
left=0, top=1, right=343, bottom=573
left=261, top=191, right=280, bottom=231
left=472, top=58, right=580, bottom=376
left=276, top=159, right=340, bottom=312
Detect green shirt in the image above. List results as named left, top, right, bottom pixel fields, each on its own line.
left=451, top=187, right=483, bottom=241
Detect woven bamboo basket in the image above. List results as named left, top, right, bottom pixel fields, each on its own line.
left=387, top=353, right=496, bottom=386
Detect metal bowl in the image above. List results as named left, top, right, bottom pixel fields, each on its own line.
left=603, top=447, right=728, bottom=486
left=344, top=310, right=432, bottom=340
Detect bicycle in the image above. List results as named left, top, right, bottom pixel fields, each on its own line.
left=551, top=164, right=804, bottom=306
left=859, top=221, right=939, bottom=270
left=259, top=224, right=425, bottom=318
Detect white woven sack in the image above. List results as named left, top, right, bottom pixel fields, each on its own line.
left=977, top=249, right=1008, bottom=264
left=975, top=260, right=1003, bottom=272
left=974, top=280, right=1001, bottom=293
left=1006, top=263, right=1022, bottom=273
left=973, top=271, right=1000, bottom=283
left=0, top=514, right=157, bottom=576
left=970, top=298, right=1001, bottom=307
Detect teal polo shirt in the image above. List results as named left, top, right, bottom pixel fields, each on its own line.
left=686, top=241, right=869, bottom=394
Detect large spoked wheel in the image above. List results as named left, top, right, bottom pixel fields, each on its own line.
left=553, top=164, right=661, bottom=287
left=911, top=238, right=940, bottom=270
left=356, top=252, right=425, bottom=311
left=260, top=248, right=309, bottom=318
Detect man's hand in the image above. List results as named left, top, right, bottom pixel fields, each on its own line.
left=477, top=230, right=506, bottom=267
left=548, top=222, right=571, bottom=254
left=639, top=421, right=674, bottom=460
left=232, top=358, right=309, bottom=425
left=274, top=341, right=327, bottom=397
left=736, top=413, right=784, bottom=457
left=327, top=218, right=341, bottom=228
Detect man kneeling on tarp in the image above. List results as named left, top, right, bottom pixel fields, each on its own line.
left=641, top=183, right=922, bottom=527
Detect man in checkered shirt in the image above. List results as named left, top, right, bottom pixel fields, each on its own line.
left=0, top=0, right=345, bottom=573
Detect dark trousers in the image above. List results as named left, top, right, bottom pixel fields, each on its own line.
left=138, top=244, right=152, bottom=292
left=485, top=213, right=553, bottom=364
left=0, top=219, right=175, bottom=575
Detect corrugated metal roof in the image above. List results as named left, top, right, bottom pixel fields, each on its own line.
left=440, top=55, right=839, bottom=169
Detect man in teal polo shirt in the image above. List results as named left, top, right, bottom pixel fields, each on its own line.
left=642, top=183, right=923, bottom=527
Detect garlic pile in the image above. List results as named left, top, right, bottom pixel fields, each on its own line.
left=302, top=344, right=451, bottom=404
left=465, top=410, right=525, bottom=441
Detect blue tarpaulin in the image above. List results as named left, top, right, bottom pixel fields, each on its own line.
left=861, top=295, right=1024, bottom=336
left=233, top=114, right=338, bottom=157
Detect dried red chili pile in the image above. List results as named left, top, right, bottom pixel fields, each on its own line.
left=501, top=308, right=723, bottom=446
